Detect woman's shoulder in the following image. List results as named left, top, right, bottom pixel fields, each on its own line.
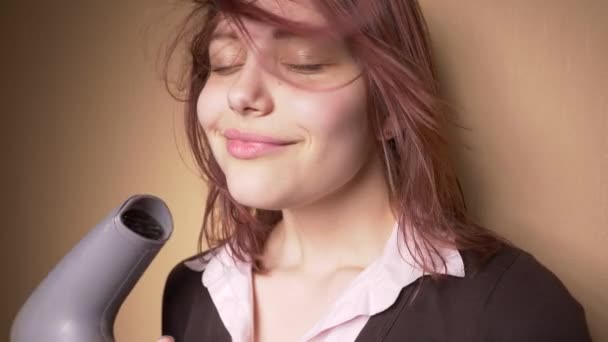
left=374, top=243, right=591, bottom=342
left=163, top=246, right=221, bottom=291
left=462, top=242, right=571, bottom=288
left=464, top=243, right=591, bottom=341
left=161, top=246, right=228, bottom=341
left=467, top=243, right=582, bottom=311
left=161, top=248, right=216, bottom=314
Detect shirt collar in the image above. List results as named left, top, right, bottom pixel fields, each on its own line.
left=202, top=221, right=465, bottom=342
left=299, top=222, right=465, bottom=339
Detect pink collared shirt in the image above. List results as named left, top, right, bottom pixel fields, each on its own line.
left=200, top=223, right=465, bottom=342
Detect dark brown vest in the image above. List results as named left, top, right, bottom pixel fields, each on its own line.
left=161, top=243, right=590, bottom=341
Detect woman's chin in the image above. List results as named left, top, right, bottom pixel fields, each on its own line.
left=226, top=181, right=287, bottom=211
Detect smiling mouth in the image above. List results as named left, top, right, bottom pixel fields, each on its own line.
left=225, top=139, right=296, bottom=160
left=223, top=128, right=296, bottom=144
left=222, top=128, right=298, bottom=159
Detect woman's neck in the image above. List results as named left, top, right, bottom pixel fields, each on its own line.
left=260, top=151, right=396, bottom=276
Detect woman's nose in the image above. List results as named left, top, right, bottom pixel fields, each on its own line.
left=227, top=58, right=274, bottom=117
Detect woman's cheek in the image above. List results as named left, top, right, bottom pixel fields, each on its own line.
left=196, top=85, right=225, bottom=132
left=289, top=86, right=368, bottom=143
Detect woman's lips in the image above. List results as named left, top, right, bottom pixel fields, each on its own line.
left=223, top=129, right=296, bottom=160
left=226, top=139, right=293, bottom=159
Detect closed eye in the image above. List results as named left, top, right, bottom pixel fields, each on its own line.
left=284, top=63, right=328, bottom=74
left=209, top=63, right=330, bottom=76
left=210, top=65, right=242, bottom=75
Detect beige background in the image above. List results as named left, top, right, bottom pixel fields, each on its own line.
left=2, top=0, right=606, bottom=341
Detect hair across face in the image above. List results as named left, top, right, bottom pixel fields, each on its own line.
left=197, top=2, right=374, bottom=210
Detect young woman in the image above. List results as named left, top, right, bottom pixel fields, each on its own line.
left=158, top=0, right=591, bottom=341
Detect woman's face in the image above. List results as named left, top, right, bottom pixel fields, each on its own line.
left=197, top=0, right=375, bottom=210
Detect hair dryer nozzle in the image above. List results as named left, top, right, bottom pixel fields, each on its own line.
left=117, top=194, right=173, bottom=243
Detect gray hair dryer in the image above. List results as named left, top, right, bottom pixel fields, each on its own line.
left=10, top=194, right=173, bottom=342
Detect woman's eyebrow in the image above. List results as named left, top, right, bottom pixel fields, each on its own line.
left=210, top=30, right=238, bottom=42
left=210, top=27, right=301, bottom=44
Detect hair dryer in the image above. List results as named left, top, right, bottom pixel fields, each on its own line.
left=10, top=194, right=173, bottom=342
